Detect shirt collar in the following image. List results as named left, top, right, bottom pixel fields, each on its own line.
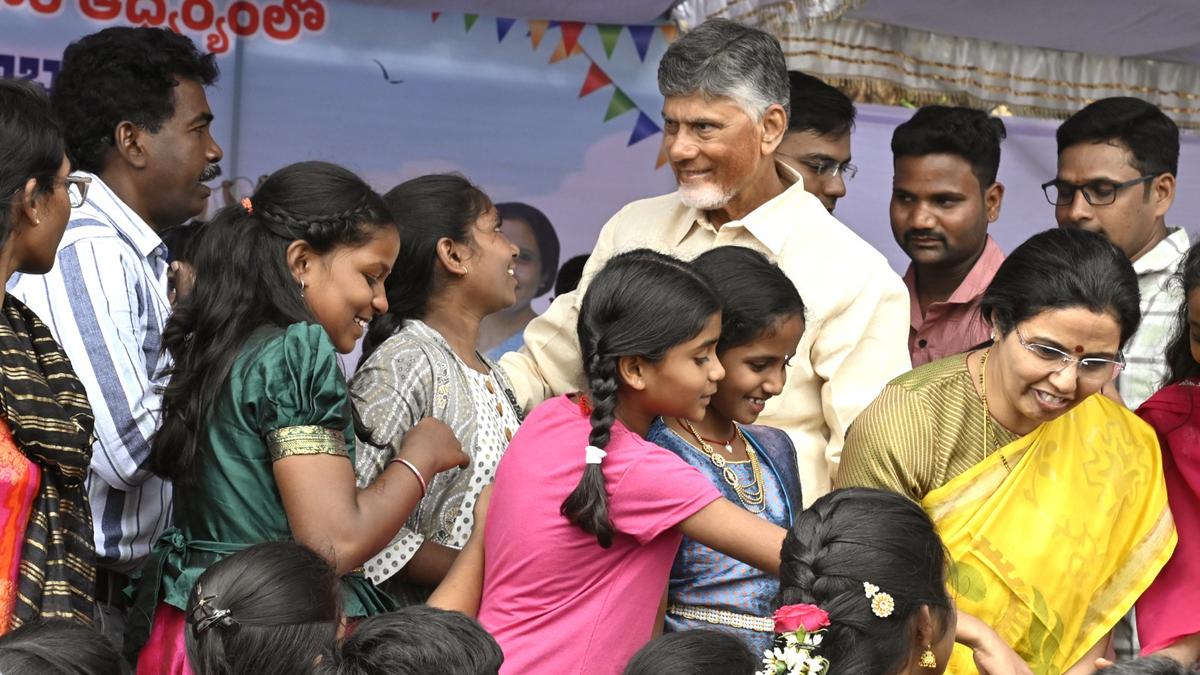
left=1133, top=227, right=1190, bottom=275
left=903, top=235, right=1005, bottom=307
left=73, top=171, right=166, bottom=260
left=670, top=161, right=813, bottom=255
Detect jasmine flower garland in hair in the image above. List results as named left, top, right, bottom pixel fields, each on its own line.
left=758, top=604, right=832, bottom=675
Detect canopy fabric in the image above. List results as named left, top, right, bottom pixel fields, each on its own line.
left=671, top=0, right=1200, bottom=129
left=370, top=0, right=677, bottom=23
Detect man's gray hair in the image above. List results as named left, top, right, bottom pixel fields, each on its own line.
left=657, top=18, right=790, bottom=120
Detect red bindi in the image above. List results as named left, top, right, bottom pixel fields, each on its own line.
left=1073, top=345, right=1084, bottom=354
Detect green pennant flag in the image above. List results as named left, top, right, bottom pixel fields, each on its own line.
left=464, top=14, right=479, bottom=31
left=604, top=88, right=636, bottom=121
left=597, top=24, right=622, bottom=59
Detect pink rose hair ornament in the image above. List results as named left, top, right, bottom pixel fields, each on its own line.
left=757, top=603, right=831, bottom=675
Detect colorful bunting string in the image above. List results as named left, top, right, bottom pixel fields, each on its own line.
left=436, top=13, right=672, bottom=166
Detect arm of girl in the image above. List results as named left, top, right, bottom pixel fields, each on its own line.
left=428, top=484, right=492, bottom=616
left=678, top=498, right=786, bottom=576
left=1151, top=633, right=1200, bottom=667
left=275, top=418, right=468, bottom=575
left=956, top=609, right=1034, bottom=675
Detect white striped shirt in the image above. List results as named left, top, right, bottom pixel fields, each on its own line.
left=8, top=172, right=173, bottom=573
left=1118, top=227, right=1191, bottom=409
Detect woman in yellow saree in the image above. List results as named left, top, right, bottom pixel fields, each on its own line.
left=839, top=228, right=1176, bottom=675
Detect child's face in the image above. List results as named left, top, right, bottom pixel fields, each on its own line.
left=303, top=226, right=401, bottom=353
left=635, top=313, right=725, bottom=422
left=710, top=315, right=804, bottom=424
left=1189, top=288, right=1200, bottom=365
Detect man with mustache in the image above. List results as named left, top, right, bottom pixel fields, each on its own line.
left=890, top=106, right=1007, bottom=367
left=501, top=18, right=910, bottom=506
left=8, top=27, right=222, bottom=649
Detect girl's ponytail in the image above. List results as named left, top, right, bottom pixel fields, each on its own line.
left=560, top=354, right=619, bottom=548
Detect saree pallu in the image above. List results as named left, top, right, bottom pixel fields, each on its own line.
left=922, top=394, right=1176, bottom=674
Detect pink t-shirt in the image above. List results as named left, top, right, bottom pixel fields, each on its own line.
left=479, top=395, right=722, bottom=675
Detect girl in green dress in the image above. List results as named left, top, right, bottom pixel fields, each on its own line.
left=130, top=161, right=468, bottom=673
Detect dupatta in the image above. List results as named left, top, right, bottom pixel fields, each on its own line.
left=922, top=394, right=1175, bottom=674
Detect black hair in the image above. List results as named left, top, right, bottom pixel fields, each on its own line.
left=51, top=26, right=219, bottom=173
left=0, top=79, right=66, bottom=249
left=149, top=161, right=394, bottom=484
left=554, top=254, right=589, bottom=298
left=0, top=620, right=125, bottom=674
left=690, top=246, right=804, bottom=352
left=1163, top=240, right=1200, bottom=385
left=891, top=105, right=1007, bottom=188
left=562, top=249, right=721, bottom=547
left=185, top=541, right=340, bottom=675
left=777, top=488, right=951, bottom=675
left=622, top=630, right=757, bottom=675
left=160, top=220, right=205, bottom=264
left=317, top=606, right=502, bottom=675
left=1095, top=657, right=1200, bottom=675
left=362, top=174, right=491, bottom=362
left=981, top=228, right=1141, bottom=348
left=787, top=70, right=856, bottom=138
left=1056, top=97, right=1179, bottom=177
left=496, top=202, right=560, bottom=296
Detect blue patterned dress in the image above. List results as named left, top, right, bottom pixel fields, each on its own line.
left=645, top=419, right=802, bottom=655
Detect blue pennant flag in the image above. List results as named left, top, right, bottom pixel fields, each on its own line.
left=627, top=111, right=661, bottom=146
left=497, top=17, right=516, bottom=42
left=628, top=25, right=654, bottom=61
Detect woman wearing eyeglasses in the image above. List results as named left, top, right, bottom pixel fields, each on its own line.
left=0, top=80, right=97, bottom=632
left=838, top=227, right=1175, bottom=675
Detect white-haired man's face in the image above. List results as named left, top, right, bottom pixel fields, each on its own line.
left=661, top=93, right=777, bottom=212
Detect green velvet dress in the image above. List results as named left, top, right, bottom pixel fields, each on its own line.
left=128, top=323, right=394, bottom=653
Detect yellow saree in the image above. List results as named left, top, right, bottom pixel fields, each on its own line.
left=922, top=394, right=1176, bottom=674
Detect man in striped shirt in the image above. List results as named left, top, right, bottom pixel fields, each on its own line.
left=8, top=27, right=222, bottom=646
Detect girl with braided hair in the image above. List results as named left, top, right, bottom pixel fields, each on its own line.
left=770, top=487, right=955, bottom=675
left=473, top=249, right=788, bottom=675
left=130, top=161, right=468, bottom=673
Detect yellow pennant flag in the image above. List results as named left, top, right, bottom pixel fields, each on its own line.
left=548, top=40, right=584, bottom=64
left=529, top=19, right=549, bottom=49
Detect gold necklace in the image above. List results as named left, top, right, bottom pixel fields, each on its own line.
left=977, top=349, right=1012, bottom=472
left=679, top=418, right=766, bottom=513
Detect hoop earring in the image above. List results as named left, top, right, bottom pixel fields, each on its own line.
left=299, top=279, right=306, bottom=298
left=919, top=647, right=937, bottom=669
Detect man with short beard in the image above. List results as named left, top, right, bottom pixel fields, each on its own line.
left=501, top=18, right=910, bottom=506
left=8, top=27, right=222, bottom=648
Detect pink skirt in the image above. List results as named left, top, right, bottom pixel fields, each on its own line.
left=136, top=603, right=193, bottom=675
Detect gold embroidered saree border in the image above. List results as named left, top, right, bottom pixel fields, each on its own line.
left=266, top=425, right=348, bottom=461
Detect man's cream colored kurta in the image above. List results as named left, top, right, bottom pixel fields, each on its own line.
left=500, top=163, right=911, bottom=504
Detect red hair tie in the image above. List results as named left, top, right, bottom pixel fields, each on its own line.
left=240, top=197, right=253, bottom=214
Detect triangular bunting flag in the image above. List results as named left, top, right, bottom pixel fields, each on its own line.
left=660, top=24, right=679, bottom=43
left=559, top=21, right=584, bottom=53
left=598, top=24, right=622, bottom=59
left=431, top=11, right=440, bottom=22
left=548, top=41, right=584, bottom=64
left=529, top=20, right=549, bottom=49
left=628, top=25, right=654, bottom=62
left=579, top=62, right=612, bottom=97
left=604, top=88, right=636, bottom=121
left=628, top=111, right=661, bottom=146
left=464, top=14, right=479, bottom=31
left=497, top=17, right=516, bottom=42
left=656, top=144, right=669, bottom=169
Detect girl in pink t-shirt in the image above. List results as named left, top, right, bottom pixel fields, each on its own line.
left=475, top=250, right=788, bottom=675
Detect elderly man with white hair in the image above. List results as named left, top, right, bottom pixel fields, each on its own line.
left=502, top=19, right=904, bottom=502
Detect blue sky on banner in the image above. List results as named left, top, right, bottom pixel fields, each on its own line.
left=0, top=3, right=677, bottom=268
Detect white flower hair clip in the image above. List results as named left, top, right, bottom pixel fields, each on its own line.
left=863, top=581, right=895, bottom=619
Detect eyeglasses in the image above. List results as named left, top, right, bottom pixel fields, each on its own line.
left=797, top=158, right=857, bottom=181
left=1015, top=328, right=1124, bottom=383
left=63, top=176, right=90, bottom=208
left=1040, top=174, right=1155, bottom=207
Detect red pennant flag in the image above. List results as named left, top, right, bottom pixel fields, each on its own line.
left=548, top=41, right=584, bottom=64
left=431, top=11, right=440, bottom=22
left=578, top=62, right=612, bottom=97
left=560, top=21, right=584, bottom=53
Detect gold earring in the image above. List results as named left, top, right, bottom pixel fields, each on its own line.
left=919, top=647, right=937, bottom=669
left=300, top=279, right=306, bottom=298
